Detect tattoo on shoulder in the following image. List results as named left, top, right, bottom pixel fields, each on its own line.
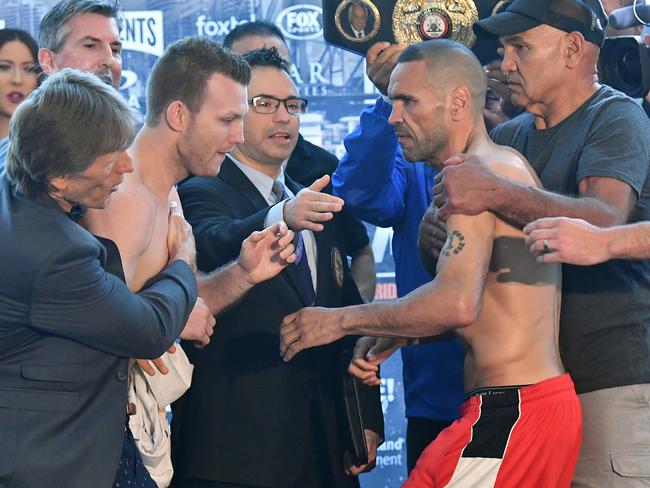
left=442, top=230, right=465, bottom=257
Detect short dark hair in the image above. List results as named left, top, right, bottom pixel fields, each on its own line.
left=0, top=29, right=41, bottom=81
left=398, top=40, right=487, bottom=118
left=223, top=21, right=287, bottom=49
left=0, top=28, right=39, bottom=62
left=39, top=0, right=123, bottom=52
left=6, top=69, right=138, bottom=199
left=145, top=36, right=251, bottom=127
left=242, top=47, right=290, bottom=74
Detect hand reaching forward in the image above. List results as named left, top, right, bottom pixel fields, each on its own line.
left=283, top=175, right=344, bottom=232
left=238, top=221, right=296, bottom=285
left=280, top=307, right=347, bottom=361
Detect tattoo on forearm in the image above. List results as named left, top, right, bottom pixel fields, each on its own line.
left=443, top=230, right=465, bottom=257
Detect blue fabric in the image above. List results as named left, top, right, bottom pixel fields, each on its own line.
left=0, top=137, right=8, bottom=171
left=113, top=430, right=157, bottom=488
left=332, top=97, right=465, bottom=420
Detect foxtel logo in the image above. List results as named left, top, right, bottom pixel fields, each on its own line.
left=195, top=14, right=256, bottom=37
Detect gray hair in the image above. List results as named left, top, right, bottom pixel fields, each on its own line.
left=348, top=1, right=369, bottom=22
left=6, top=69, right=138, bottom=199
left=39, top=0, right=123, bottom=52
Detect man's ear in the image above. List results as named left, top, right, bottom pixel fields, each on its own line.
left=49, top=175, right=67, bottom=195
left=38, top=48, right=59, bottom=76
left=450, top=86, right=471, bottom=121
left=165, top=101, right=190, bottom=133
left=565, top=32, right=584, bottom=69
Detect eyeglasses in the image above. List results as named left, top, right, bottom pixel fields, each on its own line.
left=249, top=95, right=308, bottom=115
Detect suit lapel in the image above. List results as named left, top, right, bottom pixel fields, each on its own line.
left=219, top=157, right=270, bottom=212
left=222, top=163, right=312, bottom=307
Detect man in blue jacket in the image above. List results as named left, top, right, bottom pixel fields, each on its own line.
left=332, top=42, right=465, bottom=472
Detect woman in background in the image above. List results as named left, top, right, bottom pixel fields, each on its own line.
left=0, top=29, right=39, bottom=139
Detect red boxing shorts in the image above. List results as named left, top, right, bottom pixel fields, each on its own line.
left=404, top=374, right=581, bottom=488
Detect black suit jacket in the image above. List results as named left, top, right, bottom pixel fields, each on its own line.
left=173, top=158, right=383, bottom=487
left=0, top=175, right=197, bottom=488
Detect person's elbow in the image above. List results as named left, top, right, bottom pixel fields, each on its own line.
left=128, top=303, right=186, bottom=359
left=450, top=293, right=482, bottom=328
left=136, top=323, right=178, bottom=359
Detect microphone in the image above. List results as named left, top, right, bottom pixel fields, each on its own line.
left=608, top=5, right=650, bottom=30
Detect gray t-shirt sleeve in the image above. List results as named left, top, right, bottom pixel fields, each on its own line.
left=577, top=99, right=650, bottom=196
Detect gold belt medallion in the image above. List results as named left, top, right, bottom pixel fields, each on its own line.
left=393, top=0, right=479, bottom=47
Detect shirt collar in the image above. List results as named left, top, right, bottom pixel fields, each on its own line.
left=229, top=154, right=286, bottom=204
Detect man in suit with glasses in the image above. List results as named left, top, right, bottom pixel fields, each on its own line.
left=172, top=47, right=383, bottom=488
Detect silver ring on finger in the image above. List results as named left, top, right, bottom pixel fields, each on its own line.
left=542, top=239, right=550, bottom=252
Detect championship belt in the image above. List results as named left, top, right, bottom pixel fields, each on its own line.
left=392, top=0, right=478, bottom=47
left=322, top=0, right=511, bottom=64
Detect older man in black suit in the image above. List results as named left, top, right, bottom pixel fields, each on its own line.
left=344, top=1, right=372, bottom=38
left=0, top=70, right=198, bottom=488
left=172, top=48, right=384, bottom=488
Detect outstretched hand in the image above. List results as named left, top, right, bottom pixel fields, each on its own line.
left=280, top=307, right=347, bottom=361
left=283, top=175, right=344, bottom=232
left=238, top=221, right=296, bottom=285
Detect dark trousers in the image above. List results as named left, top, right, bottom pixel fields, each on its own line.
left=406, top=417, right=453, bottom=473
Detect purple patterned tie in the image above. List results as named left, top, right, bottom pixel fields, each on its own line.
left=272, top=180, right=316, bottom=305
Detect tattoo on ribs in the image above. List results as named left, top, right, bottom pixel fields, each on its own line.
left=443, top=230, right=465, bottom=256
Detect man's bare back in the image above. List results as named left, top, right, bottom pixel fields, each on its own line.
left=450, top=138, right=564, bottom=391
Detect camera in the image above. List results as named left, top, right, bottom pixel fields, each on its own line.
left=598, top=36, right=650, bottom=99
left=599, top=4, right=650, bottom=98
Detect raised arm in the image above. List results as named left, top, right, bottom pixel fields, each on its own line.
left=332, top=43, right=413, bottom=227
left=280, top=210, right=496, bottom=360
left=436, top=156, right=637, bottom=228
left=435, top=101, right=650, bottom=228
left=197, top=221, right=296, bottom=314
left=179, top=179, right=271, bottom=271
